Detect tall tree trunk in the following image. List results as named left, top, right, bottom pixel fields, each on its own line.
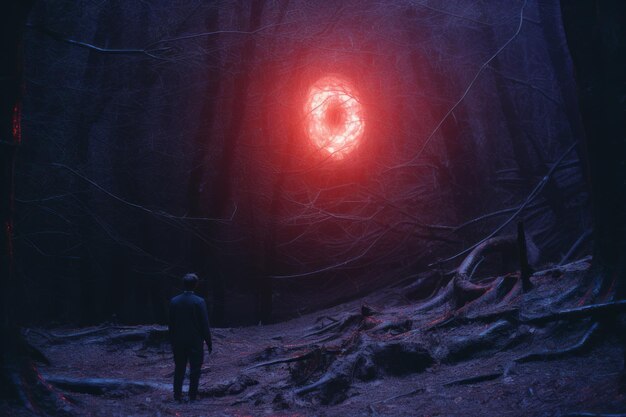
left=186, top=5, right=223, bottom=325
left=0, top=2, right=65, bottom=411
left=72, top=2, right=124, bottom=324
left=560, top=0, right=626, bottom=298
left=560, top=0, right=626, bottom=389
left=254, top=0, right=292, bottom=324
left=207, top=0, right=265, bottom=324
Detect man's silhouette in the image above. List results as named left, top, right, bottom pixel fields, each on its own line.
left=168, top=273, right=212, bottom=402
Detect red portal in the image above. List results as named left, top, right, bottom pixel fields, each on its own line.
left=304, top=76, right=365, bottom=159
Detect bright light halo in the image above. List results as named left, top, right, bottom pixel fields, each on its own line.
left=304, top=76, right=365, bottom=160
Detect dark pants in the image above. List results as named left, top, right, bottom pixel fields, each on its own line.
left=172, top=342, right=204, bottom=400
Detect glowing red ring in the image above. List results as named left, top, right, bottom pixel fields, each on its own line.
left=304, top=76, right=365, bottom=159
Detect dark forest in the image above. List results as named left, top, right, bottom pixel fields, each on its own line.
left=1, top=1, right=625, bottom=416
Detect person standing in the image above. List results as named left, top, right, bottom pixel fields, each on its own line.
left=168, top=273, right=212, bottom=402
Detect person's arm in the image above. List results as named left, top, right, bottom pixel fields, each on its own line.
left=199, top=300, right=212, bottom=353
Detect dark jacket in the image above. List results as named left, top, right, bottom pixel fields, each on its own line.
left=168, top=292, right=212, bottom=349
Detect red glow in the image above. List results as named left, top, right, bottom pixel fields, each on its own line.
left=304, top=76, right=364, bottom=159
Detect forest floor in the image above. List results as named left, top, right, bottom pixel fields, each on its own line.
left=4, top=257, right=626, bottom=417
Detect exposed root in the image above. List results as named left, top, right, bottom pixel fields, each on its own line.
left=377, top=387, right=425, bottom=403
left=44, top=375, right=168, bottom=395
left=202, top=374, right=258, bottom=398
left=1, top=327, right=73, bottom=415
left=314, top=315, right=339, bottom=324
left=426, top=307, right=520, bottom=331
left=303, top=320, right=342, bottom=338
left=439, top=320, right=528, bottom=363
left=455, top=236, right=517, bottom=277
left=106, top=328, right=169, bottom=346
left=443, top=371, right=503, bottom=387
left=43, top=325, right=137, bottom=341
left=294, top=341, right=434, bottom=404
left=303, top=314, right=360, bottom=339
left=246, top=347, right=340, bottom=370
left=238, top=259, right=620, bottom=407
left=402, top=271, right=445, bottom=302
left=32, top=326, right=171, bottom=352
left=454, top=279, right=491, bottom=307
left=371, top=319, right=412, bottom=335
left=294, top=357, right=353, bottom=405
left=363, top=342, right=434, bottom=376
left=515, top=322, right=600, bottom=363
left=455, top=274, right=519, bottom=316
left=453, top=235, right=517, bottom=307
left=559, top=229, right=592, bottom=266
left=497, top=278, right=523, bottom=306
left=521, top=301, right=626, bottom=325
left=412, top=279, right=454, bottom=313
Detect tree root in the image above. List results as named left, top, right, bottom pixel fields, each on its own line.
left=377, top=387, right=425, bottom=403
left=294, top=357, right=354, bottom=405
left=412, top=279, right=454, bottom=313
left=456, top=236, right=517, bottom=277
left=44, top=375, right=168, bottom=395
left=102, top=328, right=169, bottom=346
left=246, top=347, right=340, bottom=370
left=42, top=325, right=137, bottom=341
left=202, top=374, right=258, bottom=398
left=31, top=325, right=170, bottom=350
left=515, top=322, right=599, bottom=363
left=402, top=272, right=446, bottom=302
left=454, top=274, right=519, bottom=317
left=559, top=229, right=592, bottom=266
left=454, top=279, right=492, bottom=308
left=377, top=370, right=502, bottom=403
left=453, top=235, right=518, bottom=307
left=294, top=341, right=434, bottom=404
left=295, top=372, right=343, bottom=396
left=440, top=320, right=528, bottom=364
left=521, top=301, right=626, bottom=325
left=371, top=319, right=412, bottom=335
left=426, top=307, right=520, bottom=331
left=303, top=321, right=343, bottom=338
left=1, top=327, right=73, bottom=415
left=443, top=371, right=503, bottom=386
left=303, top=314, right=360, bottom=339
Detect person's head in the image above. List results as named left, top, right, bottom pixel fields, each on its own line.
left=182, top=273, right=199, bottom=291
